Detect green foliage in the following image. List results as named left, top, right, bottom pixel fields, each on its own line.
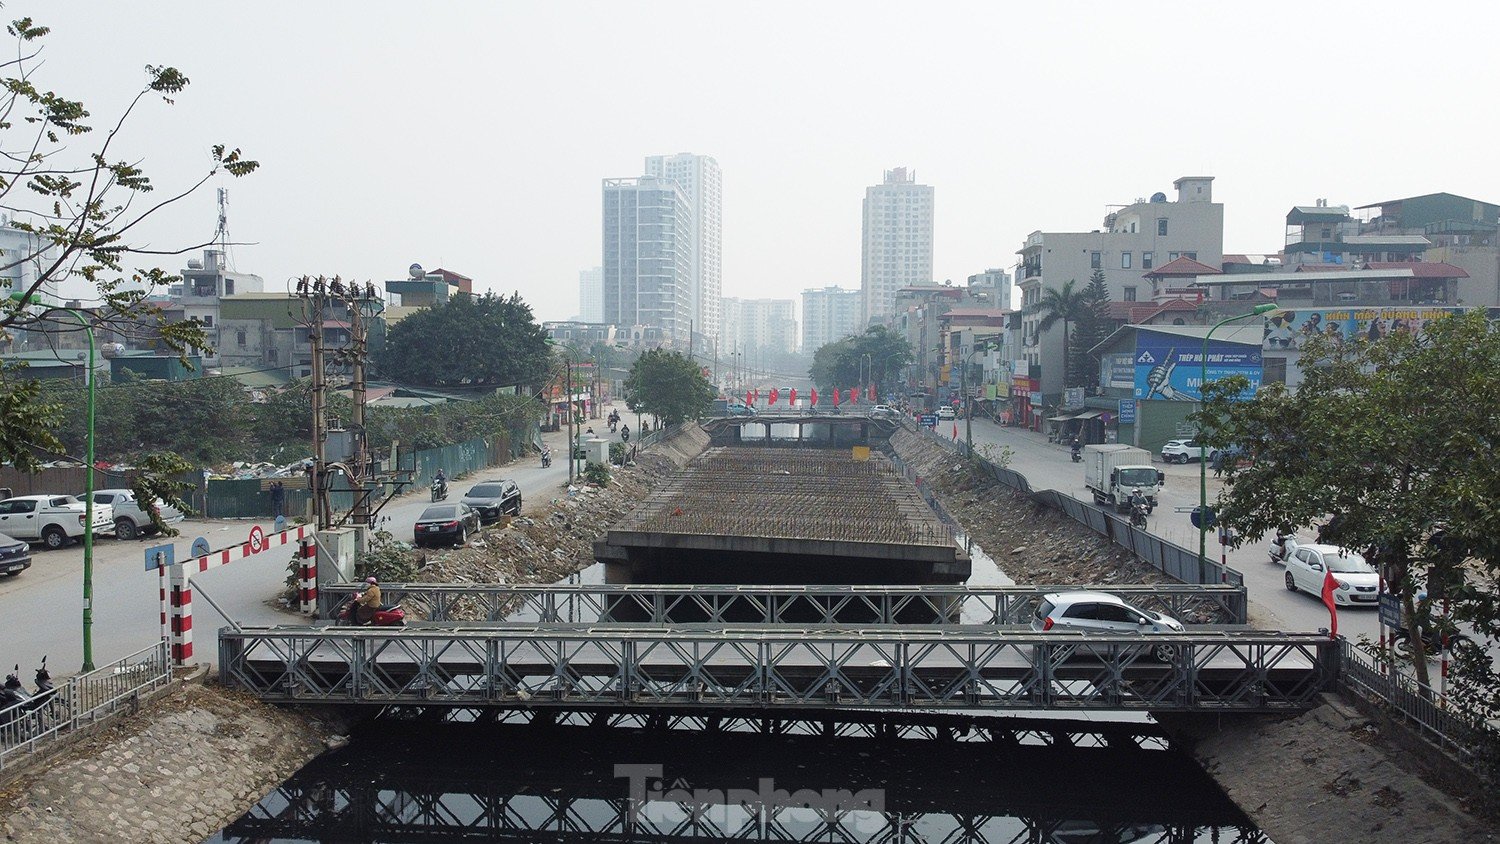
left=1068, top=270, right=1113, bottom=390
left=972, top=441, right=1014, bottom=468
left=1031, top=279, right=1092, bottom=389
left=0, top=15, right=252, bottom=480
left=376, top=292, right=551, bottom=389
left=609, top=441, right=626, bottom=464
left=41, top=372, right=252, bottom=464
left=582, top=461, right=611, bottom=486
left=623, top=349, right=715, bottom=425
left=809, top=326, right=912, bottom=394
left=1195, top=310, right=1500, bottom=708
left=353, top=530, right=420, bottom=583
left=128, top=452, right=197, bottom=536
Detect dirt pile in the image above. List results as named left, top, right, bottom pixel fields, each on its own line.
left=889, top=428, right=1172, bottom=587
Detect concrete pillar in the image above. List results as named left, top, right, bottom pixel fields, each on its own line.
left=168, top=563, right=193, bottom=666
left=298, top=536, right=318, bottom=614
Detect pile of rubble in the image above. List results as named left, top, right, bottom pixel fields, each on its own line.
left=889, top=429, right=1173, bottom=586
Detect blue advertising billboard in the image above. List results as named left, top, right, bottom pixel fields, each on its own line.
left=1262, top=306, right=1463, bottom=350
left=1133, top=330, right=1262, bottom=402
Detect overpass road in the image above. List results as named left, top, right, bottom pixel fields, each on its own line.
left=952, top=413, right=1377, bottom=640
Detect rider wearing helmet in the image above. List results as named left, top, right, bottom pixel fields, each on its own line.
left=357, top=576, right=382, bottom=624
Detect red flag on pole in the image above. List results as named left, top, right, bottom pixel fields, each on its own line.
left=832, top=388, right=840, bottom=407
left=867, top=384, right=876, bottom=401
left=847, top=388, right=858, bottom=405
left=752, top=388, right=760, bottom=406
left=1320, top=569, right=1340, bottom=639
left=789, top=388, right=797, bottom=406
left=952, top=422, right=959, bottom=441
left=745, top=390, right=752, bottom=408
left=769, top=387, right=780, bottom=406
left=810, top=388, right=818, bottom=406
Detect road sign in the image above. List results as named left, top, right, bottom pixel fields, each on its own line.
left=274, top=514, right=287, bottom=533
left=1378, top=593, right=1402, bottom=629
left=920, top=414, right=938, bottom=427
left=144, top=543, right=174, bottom=571
left=190, top=536, right=211, bottom=558
left=247, top=524, right=266, bottom=554
left=1190, top=506, right=1216, bottom=530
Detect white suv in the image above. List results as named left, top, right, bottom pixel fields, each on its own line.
left=1160, top=439, right=1209, bottom=464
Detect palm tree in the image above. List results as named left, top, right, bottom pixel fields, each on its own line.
left=1033, top=279, right=1093, bottom=389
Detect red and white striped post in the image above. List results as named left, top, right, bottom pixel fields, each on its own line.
left=298, top=536, right=318, bottom=614
left=168, top=562, right=194, bottom=666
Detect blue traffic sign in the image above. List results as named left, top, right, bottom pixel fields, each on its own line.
left=144, top=543, right=174, bottom=571
left=190, top=536, right=211, bottom=558
left=920, top=414, right=938, bottom=428
left=1378, top=593, right=1402, bottom=629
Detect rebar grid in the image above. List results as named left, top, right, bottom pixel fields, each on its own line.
left=614, top=447, right=950, bottom=545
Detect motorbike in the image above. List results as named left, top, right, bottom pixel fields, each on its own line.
left=1269, top=538, right=1295, bottom=565
left=1129, top=502, right=1149, bottom=529
left=1070, top=447, right=1082, bottom=463
left=1392, top=625, right=1471, bottom=660
left=431, top=478, right=448, bottom=502
left=1, top=658, right=57, bottom=726
left=541, top=449, right=552, bottom=468
left=336, top=596, right=407, bottom=627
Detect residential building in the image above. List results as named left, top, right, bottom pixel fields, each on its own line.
left=602, top=175, right=694, bottom=344
left=862, top=168, right=934, bottom=325
left=386, top=266, right=469, bottom=308
left=1354, top=192, right=1500, bottom=306
left=175, top=249, right=265, bottom=365
left=966, top=268, right=1012, bottom=310
left=544, top=321, right=616, bottom=348
left=938, top=308, right=1011, bottom=412
left=722, top=297, right=797, bottom=358
left=800, top=286, right=862, bottom=353
left=578, top=267, right=603, bottom=323
left=645, top=153, right=722, bottom=341
left=218, top=292, right=385, bottom=379
left=888, top=283, right=967, bottom=406
left=1015, top=176, right=1224, bottom=410
left=0, top=218, right=58, bottom=300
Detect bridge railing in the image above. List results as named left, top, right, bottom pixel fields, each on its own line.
left=0, top=640, right=171, bottom=771
left=317, top=582, right=1249, bottom=626
left=220, top=626, right=1335, bottom=713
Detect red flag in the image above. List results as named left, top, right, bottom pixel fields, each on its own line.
left=789, top=388, right=797, bottom=406
left=769, top=387, right=780, bottom=406
left=1320, top=569, right=1340, bottom=639
left=832, top=388, right=840, bottom=407
left=745, top=390, right=752, bottom=408
left=847, top=388, right=858, bottom=405
left=867, top=384, right=876, bottom=401
left=810, top=388, right=818, bottom=406
left=752, top=388, right=760, bottom=406
left=952, top=422, right=958, bottom=441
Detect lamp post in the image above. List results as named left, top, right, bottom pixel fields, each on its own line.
left=860, top=353, right=872, bottom=399
left=10, top=291, right=98, bottom=670
left=1198, top=303, right=1279, bottom=570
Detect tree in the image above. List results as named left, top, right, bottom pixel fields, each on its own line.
left=376, top=292, right=551, bottom=389
left=624, top=349, right=714, bottom=425
left=0, top=16, right=256, bottom=472
left=1068, top=270, right=1113, bottom=390
left=1033, top=280, right=1092, bottom=391
left=809, top=326, right=912, bottom=395
left=1194, top=311, right=1500, bottom=709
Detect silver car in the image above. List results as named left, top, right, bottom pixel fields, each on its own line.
left=1031, top=590, right=1185, bottom=662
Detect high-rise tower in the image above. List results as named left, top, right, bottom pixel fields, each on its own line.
left=645, top=153, right=722, bottom=342
left=861, top=167, right=934, bottom=324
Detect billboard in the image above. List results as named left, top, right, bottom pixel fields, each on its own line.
left=1133, top=330, right=1262, bottom=402
left=1262, top=306, right=1464, bottom=350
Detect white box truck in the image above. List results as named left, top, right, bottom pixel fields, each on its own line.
left=1083, top=444, right=1164, bottom=512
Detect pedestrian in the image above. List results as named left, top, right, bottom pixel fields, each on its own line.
left=269, top=480, right=285, bottom=518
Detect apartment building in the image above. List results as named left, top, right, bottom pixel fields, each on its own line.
left=862, top=168, right=934, bottom=325
left=602, top=176, right=695, bottom=344
left=800, top=286, right=862, bottom=353
left=722, top=296, right=797, bottom=357
left=645, top=153, right=722, bottom=341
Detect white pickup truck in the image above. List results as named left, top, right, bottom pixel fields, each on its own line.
left=86, top=489, right=185, bottom=540
left=0, top=495, right=115, bottom=549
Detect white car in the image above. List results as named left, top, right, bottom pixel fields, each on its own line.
left=937, top=406, right=956, bottom=419
left=1283, top=543, right=1379, bottom=605
left=1031, top=590, right=1185, bottom=662
left=1160, top=439, right=1209, bottom=464
left=868, top=404, right=897, bottom=419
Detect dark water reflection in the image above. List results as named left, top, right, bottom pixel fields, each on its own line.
left=209, top=717, right=1268, bottom=843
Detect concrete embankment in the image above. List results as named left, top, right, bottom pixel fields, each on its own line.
left=0, top=681, right=343, bottom=844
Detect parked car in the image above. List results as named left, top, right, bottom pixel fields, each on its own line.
left=460, top=480, right=522, bottom=524
left=937, top=406, right=956, bottom=420
left=0, top=495, right=114, bottom=549
left=85, top=489, right=185, bottom=540
left=868, top=404, right=897, bottom=419
left=1283, top=544, right=1379, bottom=605
left=0, top=532, right=31, bottom=575
left=1031, top=590, right=1185, bottom=662
left=1160, top=439, right=1210, bottom=464
left=413, top=503, right=481, bottom=548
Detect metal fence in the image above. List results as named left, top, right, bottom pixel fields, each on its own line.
left=1338, top=639, right=1499, bottom=779
left=0, top=640, right=171, bottom=771
left=900, top=419, right=1243, bottom=588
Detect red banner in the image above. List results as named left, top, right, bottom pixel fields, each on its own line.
left=867, top=384, right=875, bottom=401
left=832, top=389, right=840, bottom=407
left=810, top=388, right=819, bottom=406
left=846, top=388, right=858, bottom=405
left=1321, top=569, right=1340, bottom=639
left=745, top=390, right=752, bottom=408
left=789, top=388, right=797, bottom=406
left=769, top=387, right=780, bottom=406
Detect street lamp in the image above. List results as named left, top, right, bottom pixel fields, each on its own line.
left=10, top=291, right=99, bottom=670
left=1198, top=303, right=1279, bottom=570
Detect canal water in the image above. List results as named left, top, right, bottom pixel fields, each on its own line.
left=209, top=540, right=1269, bottom=842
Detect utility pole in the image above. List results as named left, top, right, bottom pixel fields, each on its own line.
left=962, top=344, right=973, bottom=452
left=300, top=276, right=330, bottom=530
left=348, top=283, right=370, bottom=530
left=565, top=356, right=575, bottom=485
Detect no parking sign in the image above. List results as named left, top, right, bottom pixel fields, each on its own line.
left=247, top=524, right=266, bottom=554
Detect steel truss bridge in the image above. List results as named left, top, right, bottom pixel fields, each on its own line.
left=316, top=582, right=1250, bottom=627
left=220, top=625, right=1336, bottom=713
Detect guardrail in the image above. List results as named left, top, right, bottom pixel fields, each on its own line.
left=318, top=582, right=1249, bottom=626
left=0, top=640, right=171, bottom=771
left=1338, top=640, right=1500, bottom=780
left=221, top=626, right=1335, bottom=712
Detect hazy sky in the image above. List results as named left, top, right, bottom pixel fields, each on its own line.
left=25, top=1, right=1500, bottom=321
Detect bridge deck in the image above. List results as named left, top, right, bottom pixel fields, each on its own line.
left=220, top=626, right=1336, bottom=713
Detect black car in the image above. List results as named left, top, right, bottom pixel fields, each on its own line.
left=460, top=480, right=522, bottom=524
left=0, top=531, right=30, bottom=575
left=413, top=503, right=481, bottom=548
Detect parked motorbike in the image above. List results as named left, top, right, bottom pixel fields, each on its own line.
left=431, top=478, right=448, bottom=502
left=1, top=658, right=57, bottom=726
left=336, top=597, right=407, bottom=627
left=1392, top=625, right=1471, bottom=660
left=1129, top=502, right=1149, bottom=529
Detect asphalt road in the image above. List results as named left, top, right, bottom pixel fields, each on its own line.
left=950, top=413, right=1380, bottom=641
left=0, top=414, right=627, bottom=677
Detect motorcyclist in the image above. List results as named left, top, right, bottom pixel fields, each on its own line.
left=356, top=576, right=382, bottom=625
left=1271, top=524, right=1296, bottom=564
left=433, top=468, right=447, bottom=498
left=541, top=445, right=552, bottom=467
left=620, top=424, right=630, bottom=443
left=1070, top=435, right=1082, bottom=460
left=1129, top=488, right=1148, bottom=513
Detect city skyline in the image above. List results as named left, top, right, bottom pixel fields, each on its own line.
left=20, top=2, right=1500, bottom=325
